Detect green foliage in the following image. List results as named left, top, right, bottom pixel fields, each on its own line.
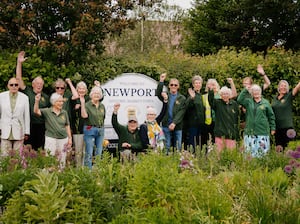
left=0, top=0, right=136, bottom=64
left=0, top=148, right=300, bottom=223
left=0, top=169, right=36, bottom=206
left=184, top=0, right=300, bottom=55
left=22, top=171, right=70, bottom=223
left=1, top=170, right=93, bottom=223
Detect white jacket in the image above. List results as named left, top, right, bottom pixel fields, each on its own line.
left=0, top=91, right=30, bottom=140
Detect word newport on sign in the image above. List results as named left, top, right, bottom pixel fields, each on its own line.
left=104, top=87, right=155, bottom=97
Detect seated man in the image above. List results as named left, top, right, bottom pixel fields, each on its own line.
left=111, top=103, right=144, bottom=161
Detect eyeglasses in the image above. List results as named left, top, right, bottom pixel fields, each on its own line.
left=9, top=83, right=19, bottom=87
left=147, top=114, right=156, bottom=116
left=56, top=87, right=65, bottom=90
left=170, top=84, right=178, bottom=87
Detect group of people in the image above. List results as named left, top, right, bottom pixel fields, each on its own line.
left=0, top=51, right=299, bottom=168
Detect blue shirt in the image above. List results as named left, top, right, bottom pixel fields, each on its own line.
left=168, top=93, right=177, bottom=124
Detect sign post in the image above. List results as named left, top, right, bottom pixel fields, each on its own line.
left=101, top=73, right=165, bottom=152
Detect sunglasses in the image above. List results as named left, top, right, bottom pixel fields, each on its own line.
left=56, top=87, right=65, bottom=90
left=9, top=83, right=19, bottom=87
left=170, top=84, right=178, bottom=87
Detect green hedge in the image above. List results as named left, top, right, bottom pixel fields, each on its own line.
left=0, top=47, right=299, bottom=134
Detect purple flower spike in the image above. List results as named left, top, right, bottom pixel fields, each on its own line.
left=296, top=146, right=300, bottom=152
left=286, top=129, right=296, bottom=139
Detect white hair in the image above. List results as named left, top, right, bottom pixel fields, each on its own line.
left=250, top=84, right=262, bottom=96
left=76, top=81, right=87, bottom=90
left=50, top=92, right=63, bottom=105
left=219, top=86, right=232, bottom=97
left=147, top=106, right=157, bottom=115
left=89, top=86, right=103, bottom=98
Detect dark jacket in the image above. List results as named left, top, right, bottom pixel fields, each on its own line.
left=156, top=82, right=186, bottom=130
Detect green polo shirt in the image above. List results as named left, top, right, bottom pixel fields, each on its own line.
left=271, top=91, right=294, bottom=129
left=40, top=108, right=70, bottom=139
left=83, top=101, right=105, bottom=127
left=22, top=86, right=50, bottom=124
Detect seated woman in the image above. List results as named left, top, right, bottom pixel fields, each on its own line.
left=34, top=92, right=72, bottom=168
left=139, top=92, right=168, bottom=151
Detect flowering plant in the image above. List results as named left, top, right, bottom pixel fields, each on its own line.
left=179, top=150, right=197, bottom=173
left=0, top=145, right=57, bottom=173
left=284, top=146, right=300, bottom=175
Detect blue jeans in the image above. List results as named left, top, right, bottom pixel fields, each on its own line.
left=83, top=126, right=104, bottom=168
left=163, top=127, right=182, bottom=153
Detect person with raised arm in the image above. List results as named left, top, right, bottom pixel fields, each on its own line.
left=156, top=73, right=186, bottom=154
left=271, top=80, right=300, bottom=151
left=52, top=78, right=79, bottom=134
left=80, top=85, right=105, bottom=168
left=34, top=93, right=72, bottom=168
left=16, top=51, right=50, bottom=150
left=208, top=79, right=239, bottom=155
left=112, top=103, right=144, bottom=161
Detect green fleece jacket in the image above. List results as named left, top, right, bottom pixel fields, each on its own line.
left=237, top=88, right=276, bottom=136
left=112, top=113, right=143, bottom=152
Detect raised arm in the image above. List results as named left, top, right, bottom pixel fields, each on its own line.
left=65, top=78, right=79, bottom=100
left=16, top=51, right=27, bottom=90
left=94, top=80, right=104, bottom=101
left=80, top=95, right=88, bottom=118
left=156, top=73, right=167, bottom=102
left=227, top=78, right=237, bottom=98
left=257, top=64, right=270, bottom=91
left=33, top=94, right=42, bottom=116
left=292, top=81, right=300, bottom=96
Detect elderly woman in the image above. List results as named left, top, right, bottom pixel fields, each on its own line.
left=208, top=84, right=239, bottom=154
left=202, top=78, right=237, bottom=149
left=140, top=92, right=168, bottom=151
left=237, top=84, right=276, bottom=157
left=271, top=80, right=300, bottom=151
left=52, top=78, right=78, bottom=133
left=80, top=86, right=105, bottom=168
left=185, top=75, right=206, bottom=151
left=34, top=92, right=72, bottom=168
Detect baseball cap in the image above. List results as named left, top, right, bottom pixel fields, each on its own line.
left=128, top=115, right=138, bottom=122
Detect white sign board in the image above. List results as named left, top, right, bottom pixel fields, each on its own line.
left=102, top=73, right=165, bottom=146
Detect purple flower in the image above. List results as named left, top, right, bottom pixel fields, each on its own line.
left=296, top=146, right=300, bottom=152
left=286, top=129, right=296, bottom=139
left=289, top=159, right=297, bottom=166
left=29, top=150, right=38, bottom=159
left=291, top=150, right=300, bottom=159
left=284, top=165, right=293, bottom=174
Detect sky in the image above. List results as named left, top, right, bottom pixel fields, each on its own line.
left=167, top=0, right=193, bottom=9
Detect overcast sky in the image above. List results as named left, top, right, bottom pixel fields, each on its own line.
left=167, top=0, right=192, bottom=9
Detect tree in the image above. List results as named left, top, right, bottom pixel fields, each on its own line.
left=0, top=0, right=135, bottom=64
left=183, top=0, right=300, bottom=55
